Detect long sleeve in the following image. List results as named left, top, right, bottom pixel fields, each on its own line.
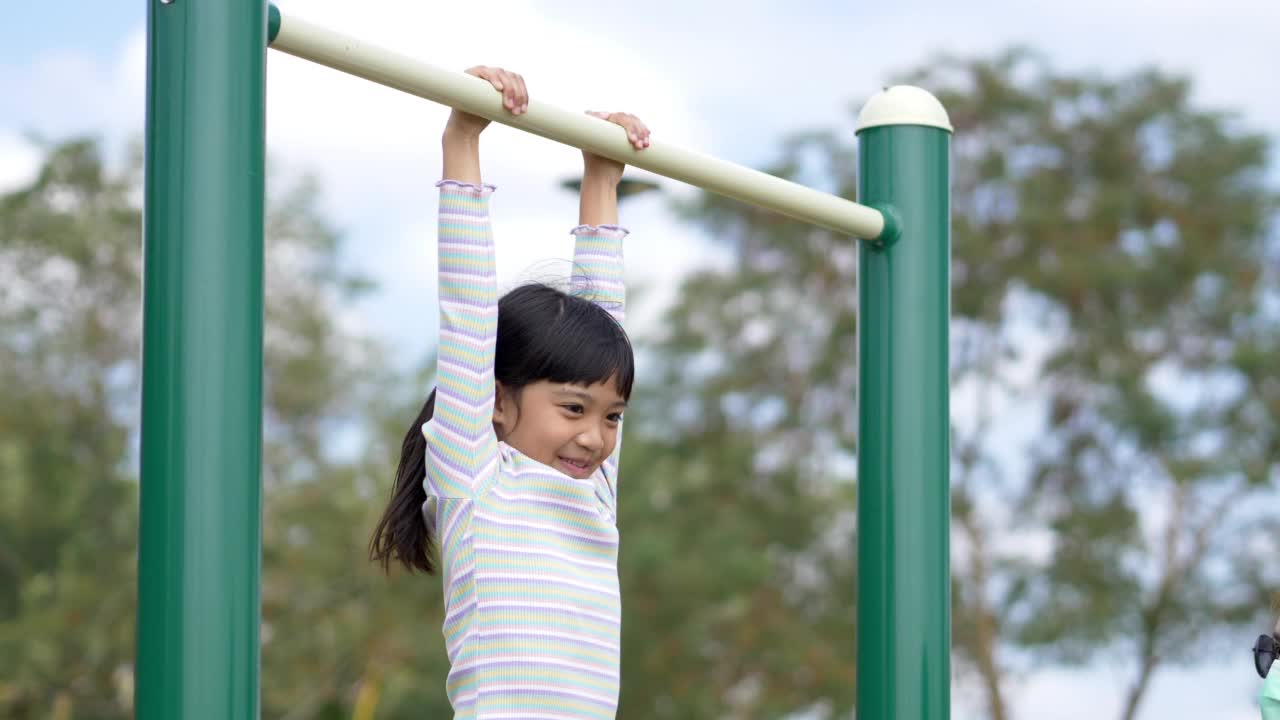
left=569, top=224, right=627, bottom=326
left=570, top=223, right=629, bottom=492
left=421, top=180, right=500, bottom=499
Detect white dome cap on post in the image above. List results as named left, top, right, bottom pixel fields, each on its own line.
left=856, top=86, right=953, bottom=133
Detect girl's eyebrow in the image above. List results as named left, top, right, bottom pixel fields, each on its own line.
left=553, top=388, right=627, bottom=408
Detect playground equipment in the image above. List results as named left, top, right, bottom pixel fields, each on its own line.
left=138, top=2, right=952, bottom=717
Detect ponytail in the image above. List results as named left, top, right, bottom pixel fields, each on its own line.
left=369, top=389, right=437, bottom=574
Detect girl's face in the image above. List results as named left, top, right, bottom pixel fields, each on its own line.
left=493, top=377, right=626, bottom=479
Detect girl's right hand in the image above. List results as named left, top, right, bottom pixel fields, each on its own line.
left=445, top=66, right=528, bottom=139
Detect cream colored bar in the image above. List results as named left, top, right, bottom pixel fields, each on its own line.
left=269, top=11, right=886, bottom=240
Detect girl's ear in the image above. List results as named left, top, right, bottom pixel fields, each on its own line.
left=492, top=381, right=513, bottom=438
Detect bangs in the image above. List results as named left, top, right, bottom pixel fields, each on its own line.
left=496, top=285, right=635, bottom=400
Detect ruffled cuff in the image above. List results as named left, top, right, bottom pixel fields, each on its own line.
left=436, top=179, right=497, bottom=196
left=570, top=223, right=630, bottom=238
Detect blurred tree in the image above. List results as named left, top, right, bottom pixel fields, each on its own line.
left=616, top=49, right=1279, bottom=720
left=908, top=49, right=1280, bottom=720
left=260, top=358, right=454, bottom=720
left=906, top=50, right=1280, bottom=720
left=253, top=176, right=452, bottom=717
left=0, top=137, right=456, bottom=718
left=0, top=138, right=144, bottom=719
left=616, top=125, right=863, bottom=716
left=6, top=46, right=1279, bottom=720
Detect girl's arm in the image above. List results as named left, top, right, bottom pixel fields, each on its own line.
left=570, top=111, right=649, bottom=325
left=570, top=176, right=627, bottom=325
left=571, top=113, right=649, bottom=485
left=571, top=183, right=629, bottom=491
left=577, top=173, right=619, bottom=227
left=421, top=67, right=527, bottom=499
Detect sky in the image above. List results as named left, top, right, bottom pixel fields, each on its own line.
left=1, top=1, right=1276, bottom=718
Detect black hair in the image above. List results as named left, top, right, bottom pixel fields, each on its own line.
left=369, top=283, right=634, bottom=574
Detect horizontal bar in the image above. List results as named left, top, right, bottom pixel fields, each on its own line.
left=267, top=7, right=885, bottom=240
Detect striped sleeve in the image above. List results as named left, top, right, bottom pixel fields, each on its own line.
left=421, top=180, right=501, bottom=499
left=569, top=224, right=628, bottom=326
left=570, top=224, right=629, bottom=486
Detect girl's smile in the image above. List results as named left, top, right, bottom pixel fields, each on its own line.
left=555, top=455, right=594, bottom=479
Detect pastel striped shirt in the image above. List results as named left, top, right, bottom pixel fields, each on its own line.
left=422, top=180, right=628, bottom=719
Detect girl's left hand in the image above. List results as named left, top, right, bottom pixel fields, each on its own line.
left=583, top=111, right=650, bottom=183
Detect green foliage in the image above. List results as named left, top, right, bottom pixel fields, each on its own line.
left=905, top=50, right=1280, bottom=686
left=0, top=139, right=144, bottom=717
left=0, top=138, right=456, bottom=718
left=617, top=431, right=858, bottom=718
left=617, top=48, right=1279, bottom=719
left=259, top=365, right=454, bottom=719
left=616, top=121, right=864, bottom=720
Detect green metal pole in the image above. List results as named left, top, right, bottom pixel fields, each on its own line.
left=138, top=1, right=266, bottom=717
left=855, top=87, right=952, bottom=719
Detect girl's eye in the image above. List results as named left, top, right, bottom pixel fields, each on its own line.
left=562, top=404, right=585, bottom=414
left=608, top=413, right=623, bottom=423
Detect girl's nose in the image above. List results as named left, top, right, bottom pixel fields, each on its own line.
left=576, top=426, right=604, bottom=452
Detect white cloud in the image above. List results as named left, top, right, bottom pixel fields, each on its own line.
left=115, top=30, right=146, bottom=130
left=0, top=0, right=724, bottom=370
left=0, top=30, right=143, bottom=140
left=0, top=132, right=41, bottom=194
left=269, top=0, right=712, bottom=147
left=256, top=1, right=728, bottom=368
left=345, top=181, right=728, bottom=367
left=567, top=0, right=1280, bottom=151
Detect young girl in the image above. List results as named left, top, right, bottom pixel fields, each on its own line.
left=370, top=66, right=650, bottom=719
